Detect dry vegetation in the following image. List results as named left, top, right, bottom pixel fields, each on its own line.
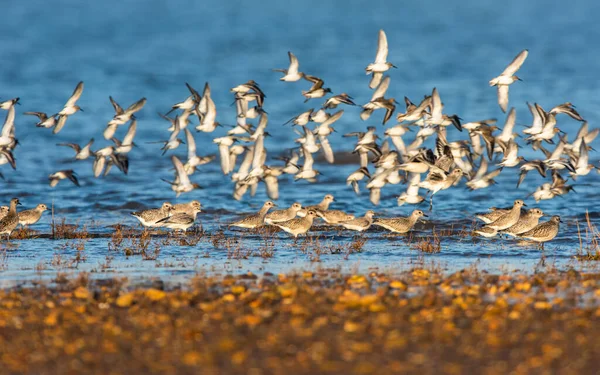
left=575, top=211, right=600, bottom=261
left=0, top=269, right=599, bottom=373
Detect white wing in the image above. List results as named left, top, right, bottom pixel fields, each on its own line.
left=66, top=81, right=84, bottom=107
left=218, top=144, right=231, bottom=174
left=185, top=129, right=196, bottom=160
left=371, top=76, right=390, bottom=101
left=406, top=173, right=421, bottom=196
left=374, top=29, right=388, bottom=64
left=302, top=146, right=314, bottom=170
left=1, top=106, right=15, bottom=138
left=430, top=87, right=443, bottom=123
left=577, top=139, right=588, bottom=169
left=288, top=51, right=299, bottom=75
left=500, top=107, right=516, bottom=139
left=319, top=135, right=334, bottom=163
left=123, top=120, right=137, bottom=145
left=321, top=109, right=344, bottom=127
left=252, top=135, right=265, bottom=170
left=474, top=158, right=488, bottom=180
left=369, top=72, right=383, bottom=89
left=172, top=155, right=191, bottom=186
left=497, top=85, right=509, bottom=113
left=501, top=49, right=528, bottom=77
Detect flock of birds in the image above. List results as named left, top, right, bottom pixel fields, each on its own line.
left=0, top=29, right=595, bottom=248
left=0, top=194, right=560, bottom=249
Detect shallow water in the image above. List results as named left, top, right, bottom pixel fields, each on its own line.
left=0, top=0, right=599, bottom=285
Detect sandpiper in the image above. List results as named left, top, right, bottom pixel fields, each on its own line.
left=273, top=210, right=317, bottom=238
left=229, top=201, right=276, bottom=229
left=297, top=194, right=335, bottom=217
left=131, top=202, right=173, bottom=228
left=484, top=200, right=526, bottom=231
left=18, top=204, right=48, bottom=228
left=502, top=208, right=544, bottom=237
left=273, top=51, right=303, bottom=82
left=54, top=81, right=84, bottom=134
left=24, top=111, right=56, bottom=128
left=316, top=210, right=355, bottom=225
left=340, top=210, right=375, bottom=232
left=265, top=202, right=302, bottom=225
left=0, top=198, right=21, bottom=240
left=49, top=170, right=80, bottom=187
left=372, top=210, right=426, bottom=234
left=489, top=49, right=528, bottom=112
left=365, top=30, right=396, bottom=89
left=519, top=215, right=561, bottom=248
left=57, top=138, right=95, bottom=160
left=172, top=200, right=202, bottom=219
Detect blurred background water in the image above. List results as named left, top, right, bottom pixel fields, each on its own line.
left=0, top=0, right=599, bottom=285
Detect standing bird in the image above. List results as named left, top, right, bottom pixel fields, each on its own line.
left=518, top=216, right=561, bottom=249
left=365, top=30, right=396, bottom=89
left=229, top=201, right=276, bottom=229
left=18, top=204, right=48, bottom=228
left=273, top=210, right=317, bottom=238
left=339, top=210, right=375, bottom=232
left=0, top=198, right=21, bottom=240
left=273, top=51, right=303, bottom=82
left=54, top=81, right=84, bottom=134
left=131, top=202, right=173, bottom=228
left=489, top=49, right=528, bottom=112
left=373, top=210, right=427, bottom=234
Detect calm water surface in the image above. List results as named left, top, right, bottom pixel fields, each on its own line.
left=1, top=0, right=600, bottom=286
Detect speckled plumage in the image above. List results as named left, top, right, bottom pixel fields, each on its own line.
left=0, top=206, right=9, bottom=221
left=157, top=213, right=197, bottom=231
left=274, top=210, right=317, bottom=237
left=172, top=200, right=202, bottom=219
left=297, top=194, right=334, bottom=217
left=316, top=210, right=355, bottom=225
left=519, top=216, right=561, bottom=243
left=503, top=208, right=544, bottom=237
left=131, top=202, right=173, bottom=228
left=18, top=204, right=48, bottom=227
left=373, top=210, right=426, bottom=233
left=340, top=210, right=375, bottom=232
left=230, top=201, right=276, bottom=229
left=474, top=226, right=498, bottom=238
left=484, top=200, right=525, bottom=231
left=0, top=198, right=21, bottom=240
left=265, top=202, right=302, bottom=225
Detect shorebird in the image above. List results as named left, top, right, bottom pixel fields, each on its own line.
left=323, top=93, right=356, bottom=109
left=474, top=225, right=499, bottom=238
left=49, top=170, right=80, bottom=187
left=302, top=75, right=331, bottom=102
left=476, top=207, right=511, bottom=224
left=502, top=208, right=544, bottom=237
left=466, top=159, right=502, bottom=190
left=54, top=81, right=84, bottom=134
left=419, top=168, right=465, bottom=210
left=284, top=108, right=313, bottom=126
left=265, top=202, right=302, bottom=225
left=518, top=215, right=561, bottom=249
left=159, top=122, right=183, bottom=155
left=105, top=96, right=146, bottom=138
left=112, top=120, right=137, bottom=154
left=365, top=29, right=395, bottom=89
left=273, top=51, right=303, bottom=82
left=229, top=201, right=276, bottom=229
left=373, top=210, right=426, bottom=234
left=397, top=173, right=425, bottom=206
left=273, top=210, right=317, bottom=238
left=131, top=202, right=173, bottom=228
left=0, top=98, right=19, bottom=110
left=298, top=194, right=334, bottom=217
left=316, top=210, right=355, bottom=225
left=347, top=167, right=371, bottom=195
left=339, top=210, right=375, bottom=232
left=484, top=199, right=526, bottom=231
left=183, top=129, right=214, bottom=174
left=489, top=49, right=528, bottom=112
left=517, top=160, right=546, bottom=188
left=163, top=156, right=202, bottom=197
left=0, top=198, right=21, bottom=240
left=58, top=138, right=95, bottom=160
left=172, top=200, right=202, bottom=219
left=24, top=111, right=56, bottom=128
left=156, top=213, right=198, bottom=232
left=0, top=206, right=8, bottom=220
left=18, top=204, right=48, bottom=228
left=294, top=146, right=320, bottom=182
left=214, top=136, right=236, bottom=175
left=549, top=102, right=584, bottom=122
left=0, top=106, right=16, bottom=148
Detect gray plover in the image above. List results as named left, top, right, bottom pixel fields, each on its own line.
left=484, top=200, right=526, bottom=231
left=265, top=202, right=302, bottom=225
left=0, top=198, right=21, bottom=240
left=489, top=49, right=528, bottom=112
left=518, top=215, right=561, bottom=248
left=502, top=208, right=544, bottom=237
left=156, top=213, right=197, bottom=232
left=340, top=210, right=375, bottom=232
left=273, top=210, right=317, bottom=238
left=172, top=200, right=202, bottom=219
left=131, top=202, right=173, bottom=228
left=230, top=201, right=276, bottom=229
left=372, top=209, right=426, bottom=234
left=316, top=210, right=355, bottom=225
left=18, top=204, right=48, bottom=228
left=298, top=194, right=334, bottom=217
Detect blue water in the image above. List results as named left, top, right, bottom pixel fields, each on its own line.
left=1, top=0, right=600, bottom=286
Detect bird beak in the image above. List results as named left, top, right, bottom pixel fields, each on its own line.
left=391, top=64, right=398, bottom=69
left=523, top=203, right=528, bottom=207
left=17, top=201, right=22, bottom=206
left=79, top=108, right=84, bottom=112
left=422, top=213, right=428, bottom=218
